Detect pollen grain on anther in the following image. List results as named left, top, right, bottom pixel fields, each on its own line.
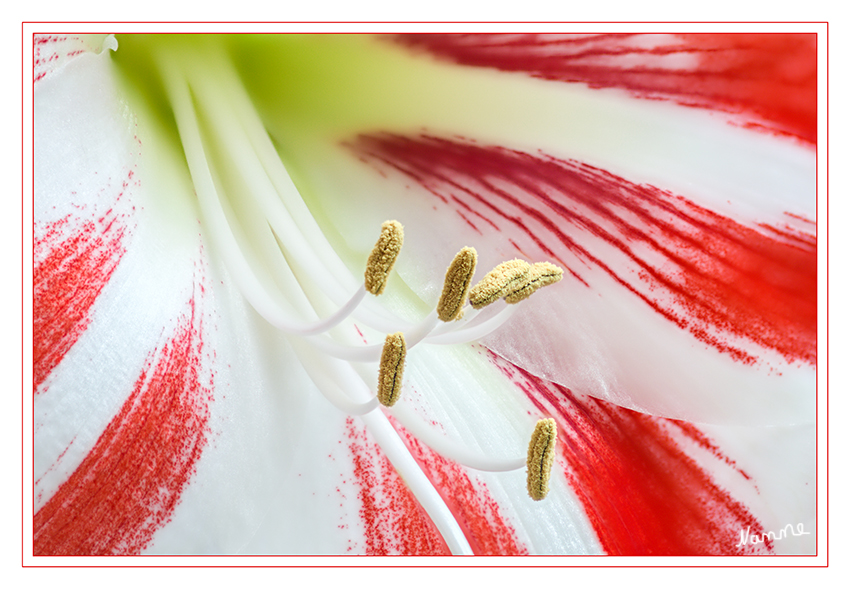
left=377, top=332, right=406, bottom=407
left=505, top=262, right=563, bottom=305
left=526, top=418, right=557, bottom=501
left=365, top=220, right=404, bottom=296
left=437, top=246, right=478, bottom=322
left=469, top=259, right=531, bottom=309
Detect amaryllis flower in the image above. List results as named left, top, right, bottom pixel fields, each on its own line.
left=32, top=32, right=817, bottom=557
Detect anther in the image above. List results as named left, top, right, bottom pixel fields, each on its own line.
left=504, top=262, right=563, bottom=305
left=364, top=220, right=404, bottom=296
left=527, top=418, right=557, bottom=501
left=377, top=332, right=406, bottom=407
left=437, top=247, right=478, bottom=322
left=468, top=259, right=531, bottom=309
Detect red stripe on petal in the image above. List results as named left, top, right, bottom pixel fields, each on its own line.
left=345, top=418, right=450, bottom=555
left=490, top=352, right=770, bottom=555
left=351, top=134, right=816, bottom=366
left=391, top=419, right=528, bottom=555
left=391, top=33, right=817, bottom=144
left=33, top=207, right=129, bottom=393
left=33, top=298, right=212, bottom=556
left=345, top=417, right=527, bottom=555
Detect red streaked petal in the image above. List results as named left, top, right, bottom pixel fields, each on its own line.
left=392, top=421, right=528, bottom=556
left=489, top=351, right=770, bottom=555
left=344, top=416, right=528, bottom=555
left=33, top=201, right=131, bottom=393
left=355, top=134, right=817, bottom=358
left=391, top=33, right=817, bottom=144
left=348, top=133, right=815, bottom=425
left=354, top=133, right=815, bottom=367
left=33, top=295, right=212, bottom=556
left=344, top=417, right=450, bottom=555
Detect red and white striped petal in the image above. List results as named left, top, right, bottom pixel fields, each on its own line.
left=34, top=37, right=216, bottom=553
left=269, top=35, right=816, bottom=426
left=486, top=351, right=814, bottom=555
left=390, top=34, right=816, bottom=144
left=333, top=133, right=814, bottom=427
left=32, top=33, right=816, bottom=556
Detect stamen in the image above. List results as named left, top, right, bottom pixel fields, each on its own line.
left=505, top=262, right=564, bottom=305
left=158, top=50, right=474, bottom=554
left=468, top=259, right=531, bottom=309
left=436, top=247, right=478, bottom=322
left=365, top=221, right=404, bottom=296
left=527, top=418, right=557, bottom=501
left=377, top=332, right=406, bottom=407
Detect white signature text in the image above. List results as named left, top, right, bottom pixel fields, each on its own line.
left=736, top=523, right=811, bottom=547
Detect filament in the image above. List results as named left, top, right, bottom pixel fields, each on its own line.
left=158, top=48, right=474, bottom=554
left=156, top=41, right=566, bottom=556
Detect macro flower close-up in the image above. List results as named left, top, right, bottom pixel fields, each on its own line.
left=32, top=31, right=817, bottom=556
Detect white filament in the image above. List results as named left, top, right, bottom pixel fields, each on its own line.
left=158, top=49, right=477, bottom=555
left=426, top=304, right=520, bottom=345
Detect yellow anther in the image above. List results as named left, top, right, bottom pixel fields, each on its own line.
left=377, top=332, right=406, bottom=407
left=468, top=259, right=531, bottom=309
left=526, top=418, right=557, bottom=501
left=504, top=262, right=563, bottom=305
left=364, top=220, right=404, bottom=296
left=436, top=247, right=478, bottom=322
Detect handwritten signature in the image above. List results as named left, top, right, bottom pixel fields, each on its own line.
left=736, top=523, right=811, bottom=547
